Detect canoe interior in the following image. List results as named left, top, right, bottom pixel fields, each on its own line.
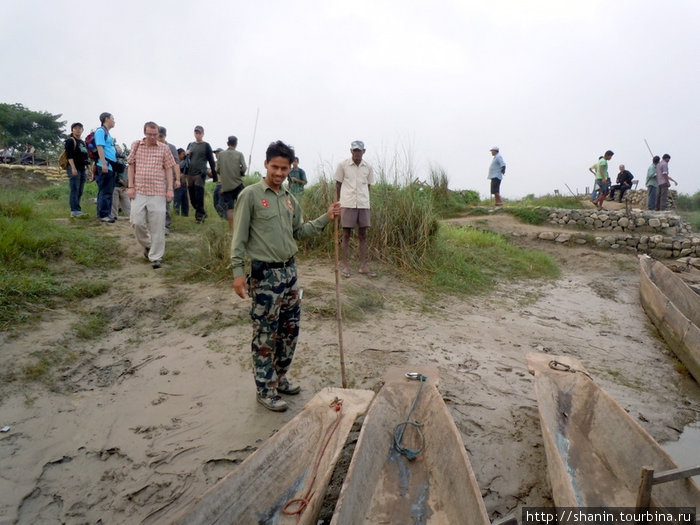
left=528, top=353, right=700, bottom=509
left=331, top=370, right=489, bottom=525
left=173, top=387, right=375, bottom=525
left=639, top=256, right=700, bottom=382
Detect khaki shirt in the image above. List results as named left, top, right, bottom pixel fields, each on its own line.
left=218, top=147, right=247, bottom=192
left=334, top=158, right=374, bottom=209
left=231, top=180, right=331, bottom=277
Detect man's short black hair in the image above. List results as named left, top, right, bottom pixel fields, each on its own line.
left=99, top=112, right=112, bottom=124
left=265, top=140, right=295, bottom=163
left=158, top=126, right=167, bottom=137
left=71, top=122, right=83, bottom=131
left=605, top=150, right=614, bottom=156
left=227, top=135, right=238, bottom=147
left=653, top=155, right=660, bottom=163
left=662, top=153, right=671, bottom=160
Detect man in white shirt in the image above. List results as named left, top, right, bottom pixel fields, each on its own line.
left=488, top=146, right=506, bottom=206
left=334, top=140, right=376, bottom=277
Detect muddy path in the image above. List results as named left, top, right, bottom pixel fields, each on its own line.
left=0, top=214, right=698, bottom=524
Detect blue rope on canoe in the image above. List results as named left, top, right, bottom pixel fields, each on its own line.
left=393, top=374, right=426, bottom=461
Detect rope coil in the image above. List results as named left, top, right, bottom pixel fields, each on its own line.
left=548, top=360, right=593, bottom=380
left=393, top=374, right=427, bottom=461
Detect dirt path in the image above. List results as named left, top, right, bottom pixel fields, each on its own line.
left=0, top=215, right=698, bottom=524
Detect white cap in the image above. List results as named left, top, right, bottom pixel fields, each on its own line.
left=490, top=146, right=499, bottom=152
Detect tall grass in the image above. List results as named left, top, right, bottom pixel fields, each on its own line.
left=677, top=191, right=700, bottom=230
left=0, top=187, right=118, bottom=330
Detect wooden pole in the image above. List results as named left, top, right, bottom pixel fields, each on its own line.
left=246, top=108, right=259, bottom=176
left=333, top=186, right=347, bottom=388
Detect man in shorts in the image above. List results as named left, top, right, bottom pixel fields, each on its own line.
left=593, top=150, right=614, bottom=210
left=488, top=146, right=506, bottom=206
left=335, top=140, right=376, bottom=277
left=217, top=136, right=247, bottom=230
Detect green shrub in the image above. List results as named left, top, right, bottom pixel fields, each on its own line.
left=505, top=207, right=549, bottom=225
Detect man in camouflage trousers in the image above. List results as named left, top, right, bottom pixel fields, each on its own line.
left=232, top=140, right=340, bottom=412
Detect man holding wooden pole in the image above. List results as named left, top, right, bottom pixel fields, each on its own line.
left=231, top=140, right=340, bottom=412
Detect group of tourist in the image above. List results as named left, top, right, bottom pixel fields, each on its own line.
left=61, top=113, right=378, bottom=410
left=590, top=150, right=677, bottom=211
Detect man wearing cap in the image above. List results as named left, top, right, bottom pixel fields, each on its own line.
left=232, top=140, right=340, bottom=412
left=185, top=125, right=218, bottom=223
left=335, top=140, right=376, bottom=278
left=488, top=147, right=506, bottom=206
left=217, top=136, right=247, bottom=230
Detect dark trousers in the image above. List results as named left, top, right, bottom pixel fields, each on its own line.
left=95, top=168, right=115, bottom=218
left=173, top=186, right=189, bottom=216
left=187, top=183, right=205, bottom=220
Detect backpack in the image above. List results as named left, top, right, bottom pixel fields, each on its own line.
left=58, top=137, right=77, bottom=169
left=85, top=127, right=106, bottom=160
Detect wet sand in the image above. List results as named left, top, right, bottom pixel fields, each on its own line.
left=0, top=215, right=698, bottom=524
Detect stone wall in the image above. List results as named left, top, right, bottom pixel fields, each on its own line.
left=524, top=230, right=700, bottom=259
left=527, top=195, right=697, bottom=258
left=546, top=209, right=692, bottom=235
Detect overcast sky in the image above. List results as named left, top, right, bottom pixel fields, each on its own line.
left=2, top=0, right=698, bottom=198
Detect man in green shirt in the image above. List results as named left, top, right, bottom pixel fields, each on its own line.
left=217, top=135, right=247, bottom=230
left=287, top=156, right=307, bottom=196
left=593, top=150, right=613, bottom=210
left=231, top=140, right=340, bottom=412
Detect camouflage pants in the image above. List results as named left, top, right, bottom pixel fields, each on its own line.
left=249, top=261, right=301, bottom=397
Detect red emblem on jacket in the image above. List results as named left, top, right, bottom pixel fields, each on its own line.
left=261, top=199, right=269, bottom=207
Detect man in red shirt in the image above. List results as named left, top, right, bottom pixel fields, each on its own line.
left=127, top=122, right=176, bottom=269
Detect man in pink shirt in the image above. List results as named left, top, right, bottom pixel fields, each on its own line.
left=654, top=153, right=678, bottom=211
left=127, top=122, right=176, bottom=269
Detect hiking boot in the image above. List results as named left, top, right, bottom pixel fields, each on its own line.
left=256, top=394, right=288, bottom=412
left=278, top=379, right=301, bottom=395
left=100, top=216, right=116, bottom=223
left=152, top=260, right=162, bottom=269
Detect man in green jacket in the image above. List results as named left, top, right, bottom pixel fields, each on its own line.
left=231, top=140, right=339, bottom=412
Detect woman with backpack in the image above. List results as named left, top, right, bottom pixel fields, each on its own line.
left=64, top=123, right=89, bottom=217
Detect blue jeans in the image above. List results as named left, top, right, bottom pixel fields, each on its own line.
left=95, top=167, right=115, bottom=218
left=647, top=186, right=657, bottom=210
left=67, top=166, right=86, bottom=212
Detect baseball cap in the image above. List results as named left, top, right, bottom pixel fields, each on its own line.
left=351, top=140, right=365, bottom=150
left=194, top=125, right=204, bottom=133
left=490, top=146, right=499, bottom=152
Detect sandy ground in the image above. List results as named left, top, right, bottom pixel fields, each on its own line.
left=1, top=212, right=698, bottom=524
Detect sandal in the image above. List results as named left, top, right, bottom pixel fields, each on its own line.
left=342, top=270, right=351, bottom=278
left=359, top=270, right=378, bottom=278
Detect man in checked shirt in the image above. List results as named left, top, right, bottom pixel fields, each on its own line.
left=127, top=121, right=176, bottom=269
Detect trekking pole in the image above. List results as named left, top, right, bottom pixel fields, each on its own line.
left=246, top=108, right=259, bottom=176
left=333, top=185, right=347, bottom=388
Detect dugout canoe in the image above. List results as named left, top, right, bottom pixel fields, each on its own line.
left=331, top=366, right=490, bottom=525
left=527, top=352, right=700, bottom=508
left=639, top=255, right=700, bottom=383
left=172, top=387, right=375, bottom=525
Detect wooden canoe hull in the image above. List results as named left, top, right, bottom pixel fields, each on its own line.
left=639, top=255, right=700, bottom=383
left=527, top=353, right=700, bottom=508
left=331, top=366, right=490, bottom=525
left=172, top=387, right=375, bottom=525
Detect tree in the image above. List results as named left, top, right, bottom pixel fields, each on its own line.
left=0, top=103, right=66, bottom=154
